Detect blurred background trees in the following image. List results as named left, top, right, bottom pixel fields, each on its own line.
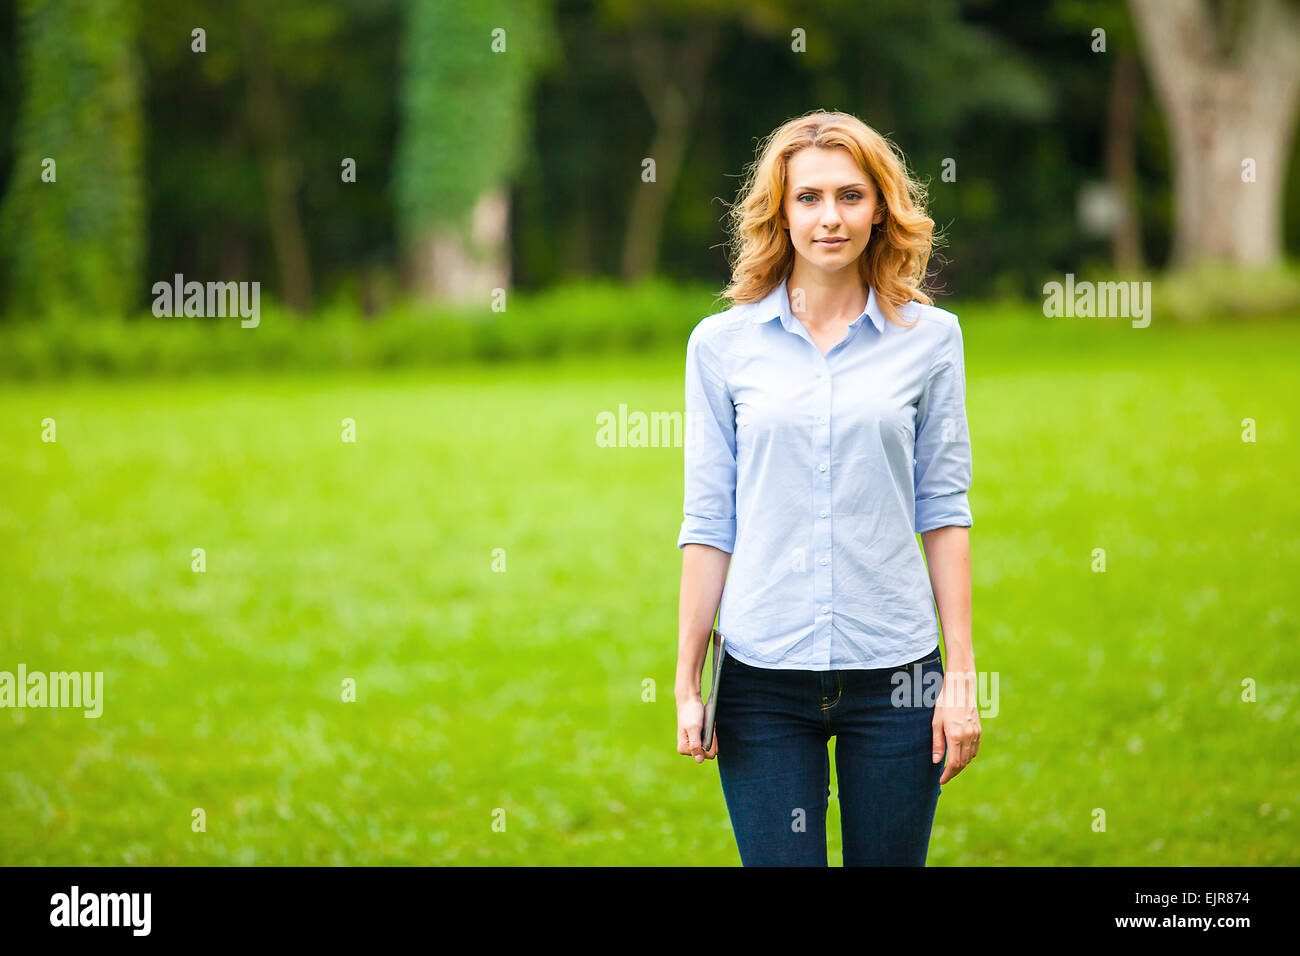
left=0, top=0, right=1297, bottom=321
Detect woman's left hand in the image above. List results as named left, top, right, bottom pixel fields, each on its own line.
left=932, top=668, right=980, bottom=784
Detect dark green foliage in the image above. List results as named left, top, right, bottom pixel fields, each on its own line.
left=0, top=0, right=144, bottom=319
left=0, top=277, right=722, bottom=378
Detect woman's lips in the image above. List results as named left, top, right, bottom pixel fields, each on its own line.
left=817, top=238, right=848, bottom=249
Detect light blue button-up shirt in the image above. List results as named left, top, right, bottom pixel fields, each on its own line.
left=677, top=275, right=973, bottom=671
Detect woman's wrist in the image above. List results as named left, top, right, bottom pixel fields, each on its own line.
left=675, top=662, right=703, bottom=701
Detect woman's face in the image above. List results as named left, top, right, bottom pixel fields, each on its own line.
left=780, top=146, right=883, bottom=273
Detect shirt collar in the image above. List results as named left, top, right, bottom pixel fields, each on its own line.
left=749, top=275, right=885, bottom=335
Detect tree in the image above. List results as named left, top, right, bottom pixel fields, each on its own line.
left=1049, top=1, right=1145, bottom=271
left=598, top=0, right=1054, bottom=283
left=236, top=0, right=335, bottom=313
left=0, top=0, right=144, bottom=319
left=393, top=0, right=558, bottom=304
left=138, top=0, right=404, bottom=314
left=602, top=2, right=722, bottom=282
left=1127, top=0, right=1300, bottom=266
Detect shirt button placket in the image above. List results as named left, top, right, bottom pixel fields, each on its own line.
left=813, top=360, right=833, bottom=669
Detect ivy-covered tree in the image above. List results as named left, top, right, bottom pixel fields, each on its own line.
left=393, top=0, right=558, bottom=303
left=0, top=0, right=144, bottom=319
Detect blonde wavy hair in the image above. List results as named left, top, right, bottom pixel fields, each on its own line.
left=719, top=109, right=943, bottom=327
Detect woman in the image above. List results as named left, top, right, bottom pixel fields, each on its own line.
left=674, top=110, right=980, bottom=866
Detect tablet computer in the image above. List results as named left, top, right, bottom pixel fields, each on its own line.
left=701, top=628, right=726, bottom=752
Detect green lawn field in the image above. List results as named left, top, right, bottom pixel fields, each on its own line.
left=2, top=310, right=1297, bottom=865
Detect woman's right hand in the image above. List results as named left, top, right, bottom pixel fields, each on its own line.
left=676, top=695, right=718, bottom=763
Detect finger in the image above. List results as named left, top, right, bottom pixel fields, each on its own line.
left=939, top=751, right=963, bottom=785
left=939, top=734, right=965, bottom=785
left=945, top=738, right=977, bottom=783
left=931, top=719, right=945, bottom=766
left=705, top=730, right=719, bottom=759
left=679, top=725, right=701, bottom=758
left=686, top=725, right=705, bottom=763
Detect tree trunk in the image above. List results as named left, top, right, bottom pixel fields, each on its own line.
left=620, top=23, right=719, bottom=280
left=407, top=187, right=511, bottom=305
left=1106, top=46, right=1144, bottom=271
left=1127, top=0, right=1300, bottom=267
left=240, top=16, right=313, bottom=312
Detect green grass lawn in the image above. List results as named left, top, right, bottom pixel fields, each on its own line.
left=1, top=309, right=1297, bottom=865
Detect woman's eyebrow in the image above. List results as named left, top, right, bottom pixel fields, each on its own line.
left=793, top=183, right=870, bottom=192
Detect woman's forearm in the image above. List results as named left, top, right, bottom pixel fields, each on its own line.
left=920, top=526, right=974, bottom=672
left=676, top=543, right=731, bottom=701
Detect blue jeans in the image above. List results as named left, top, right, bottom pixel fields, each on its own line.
left=715, top=645, right=945, bottom=866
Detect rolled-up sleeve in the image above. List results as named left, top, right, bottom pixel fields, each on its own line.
left=913, top=317, right=973, bottom=533
left=677, top=323, right=737, bottom=552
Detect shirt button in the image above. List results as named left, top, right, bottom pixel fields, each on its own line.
left=819, top=509, right=828, bottom=518
left=817, top=415, right=826, bottom=424
left=820, top=558, right=829, bottom=566
left=820, top=605, right=830, bottom=614
left=818, top=462, right=827, bottom=472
